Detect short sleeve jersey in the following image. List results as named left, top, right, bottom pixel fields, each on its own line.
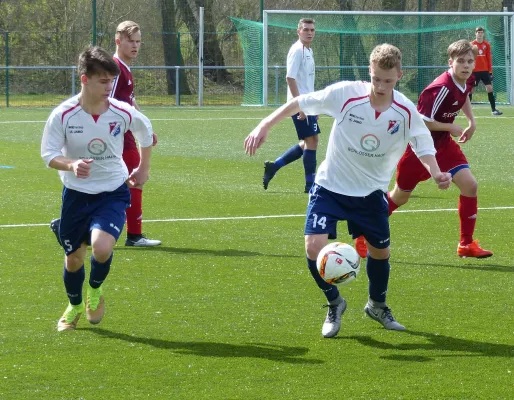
left=286, top=40, right=315, bottom=101
left=41, top=96, right=154, bottom=194
left=471, top=39, right=492, bottom=73
left=112, top=54, right=138, bottom=150
left=298, top=81, right=435, bottom=196
left=417, top=70, right=473, bottom=146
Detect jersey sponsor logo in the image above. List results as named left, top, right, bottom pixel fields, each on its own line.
left=360, top=134, right=380, bottom=152
left=387, top=120, right=400, bottom=135
left=88, top=138, right=107, bottom=155
left=442, top=111, right=460, bottom=118
left=349, top=113, right=364, bottom=125
left=67, top=125, right=84, bottom=134
left=109, top=122, right=122, bottom=137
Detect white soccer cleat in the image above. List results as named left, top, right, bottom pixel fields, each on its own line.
left=321, top=298, right=347, bottom=338
left=364, top=302, right=405, bottom=331
left=125, top=234, right=162, bottom=247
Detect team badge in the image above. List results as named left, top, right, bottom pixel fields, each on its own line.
left=109, top=122, right=122, bottom=137
left=387, top=120, right=400, bottom=135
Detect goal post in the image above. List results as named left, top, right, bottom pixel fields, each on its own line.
left=234, top=10, right=514, bottom=106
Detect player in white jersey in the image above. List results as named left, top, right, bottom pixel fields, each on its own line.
left=245, top=44, right=452, bottom=338
left=263, top=18, right=320, bottom=193
left=41, top=46, right=154, bottom=332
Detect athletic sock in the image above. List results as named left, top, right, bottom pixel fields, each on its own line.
left=274, top=144, right=303, bottom=169
left=459, top=195, right=477, bottom=246
left=366, top=256, right=390, bottom=304
left=306, top=257, right=340, bottom=302
left=89, top=253, right=113, bottom=289
left=63, top=265, right=85, bottom=305
left=387, top=192, right=399, bottom=216
left=303, top=149, right=317, bottom=186
left=488, top=92, right=496, bottom=111
left=126, top=187, right=143, bottom=236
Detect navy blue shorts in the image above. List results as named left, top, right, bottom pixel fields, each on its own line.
left=304, top=184, right=390, bottom=249
left=473, top=71, right=492, bottom=86
left=291, top=113, right=320, bottom=140
left=58, top=183, right=131, bottom=255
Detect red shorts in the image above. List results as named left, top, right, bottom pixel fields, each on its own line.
left=396, top=135, right=468, bottom=191
left=123, top=147, right=140, bottom=174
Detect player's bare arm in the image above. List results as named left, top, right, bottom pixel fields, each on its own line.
left=128, top=145, right=152, bottom=188
left=418, top=154, right=452, bottom=190
left=286, top=77, right=306, bottom=120
left=424, top=119, right=463, bottom=137
left=244, top=99, right=301, bottom=156
left=49, top=156, right=93, bottom=179
left=458, top=96, right=476, bottom=143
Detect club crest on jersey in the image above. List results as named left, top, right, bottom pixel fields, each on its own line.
left=109, top=122, right=122, bottom=137
left=387, top=120, right=400, bottom=135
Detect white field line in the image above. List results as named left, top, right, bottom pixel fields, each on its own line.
left=1, top=206, right=513, bottom=229
left=1, top=115, right=513, bottom=124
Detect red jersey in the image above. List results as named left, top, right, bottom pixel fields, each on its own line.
left=471, top=39, right=492, bottom=73
left=417, top=70, right=473, bottom=147
left=112, top=55, right=137, bottom=150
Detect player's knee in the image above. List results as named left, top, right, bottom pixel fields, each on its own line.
left=91, top=245, right=114, bottom=263
left=304, top=135, right=318, bottom=149
left=368, top=246, right=390, bottom=260
left=462, top=179, right=478, bottom=197
left=65, top=254, right=85, bottom=271
left=305, top=236, right=325, bottom=260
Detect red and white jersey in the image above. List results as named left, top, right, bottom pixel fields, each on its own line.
left=417, top=70, right=473, bottom=145
left=112, top=54, right=138, bottom=150
left=41, top=96, right=154, bottom=194
left=286, top=40, right=315, bottom=101
left=298, top=81, right=435, bottom=196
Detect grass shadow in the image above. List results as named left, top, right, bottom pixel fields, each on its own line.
left=85, top=328, right=324, bottom=365
left=343, top=330, right=513, bottom=361
left=114, top=246, right=302, bottom=258
left=394, top=260, right=514, bottom=273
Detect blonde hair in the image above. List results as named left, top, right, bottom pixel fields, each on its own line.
left=448, top=39, right=477, bottom=59
left=369, top=44, right=402, bottom=71
left=298, top=18, right=315, bottom=29
left=115, top=21, right=140, bottom=40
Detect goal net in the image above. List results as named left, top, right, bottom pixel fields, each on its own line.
left=233, top=11, right=514, bottom=106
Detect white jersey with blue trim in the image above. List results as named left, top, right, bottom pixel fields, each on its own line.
left=286, top=40, right=315, bottom=101
left=41, top=96, right=154, bottom=194
left=298, top=81, right=436, bottom=197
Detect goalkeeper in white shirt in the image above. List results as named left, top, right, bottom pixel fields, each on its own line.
left=41, top=46, right=154, bottom=332
left=245, top=44, right=452, bottom=338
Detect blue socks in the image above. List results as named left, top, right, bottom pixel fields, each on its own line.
left=89, top=253, right=113, bottom=289
left=303, top=149, right=316, bottom=187
left=307, top=257, right=340, bottom=302
left=366, top=256, right=390, bottom=304
left=274, top=144, right=304, bottom=169
left=63, top=265, right=85, bottom=305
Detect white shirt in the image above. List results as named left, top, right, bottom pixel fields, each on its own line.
left=286, top=40, right=315, bottom=101
left=298, top=81, right=436, bottom=196
left=41, top=96, right=154, bottom=194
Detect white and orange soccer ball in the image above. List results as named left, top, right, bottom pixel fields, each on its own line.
left=316, top=242, right=361, bottom=285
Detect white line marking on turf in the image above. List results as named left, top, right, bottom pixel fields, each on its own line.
left=1, top=206, right=513, bottom=229
left=1, top=115, right=512, bottom=124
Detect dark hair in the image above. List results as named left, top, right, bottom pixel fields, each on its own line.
left=475, top=26, right=485, bottom=32
left=77, top=46, right=120, bottom=77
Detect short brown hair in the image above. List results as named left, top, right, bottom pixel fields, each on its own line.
left=447, top=39, right=477, bottom=59
left=115, top=20, right=140, bottom=40
left=298, top=18, right=315, bottom=29
left=77, top=46, right=120, bottom=77
left=475, top=26, right=485, bottom=32
left=369, top=44, right=402, bottom=71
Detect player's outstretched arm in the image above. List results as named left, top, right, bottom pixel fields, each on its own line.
left=418, top=154, right=452, bottom=190
left=244, top=99, right=301, bottom=156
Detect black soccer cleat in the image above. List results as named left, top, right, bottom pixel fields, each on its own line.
left=263, top=161, right=278, bottom=190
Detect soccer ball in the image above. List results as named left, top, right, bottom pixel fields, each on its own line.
left=316, top=242, right=361, bottom=286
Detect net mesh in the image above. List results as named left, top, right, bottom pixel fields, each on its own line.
left=233, top=12, right=512, bottom=106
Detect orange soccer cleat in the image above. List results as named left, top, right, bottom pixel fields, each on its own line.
left=354, top=236, right=368, bottom=258
left=457, top=240, right=493, bottom=258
